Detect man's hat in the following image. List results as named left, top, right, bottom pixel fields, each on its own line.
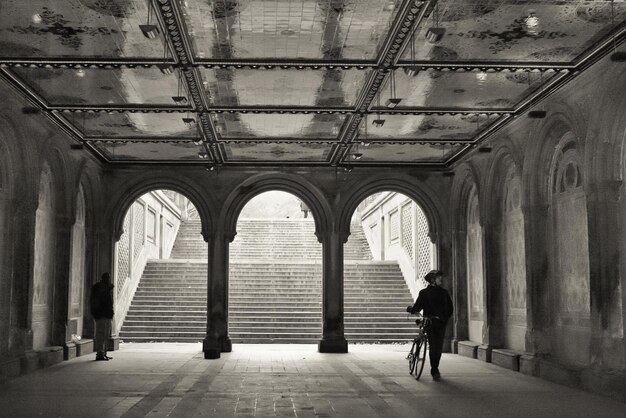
left=424, top=270, right=443, bottom=282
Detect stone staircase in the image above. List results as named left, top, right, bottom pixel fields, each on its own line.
left=120, top=217, right=416, bottom=343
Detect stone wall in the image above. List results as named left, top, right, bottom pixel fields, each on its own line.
left=449, top=49, right=626, bottom=398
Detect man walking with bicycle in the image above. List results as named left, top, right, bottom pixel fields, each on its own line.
left=407, top=270, right=453, bottom=380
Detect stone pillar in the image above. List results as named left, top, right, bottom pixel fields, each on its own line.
left=9, top=199, right=37, bottom=355
left=318, top=229, right=348, bottom=353
left=522, top=202, right=551, bottom=356
left=203, top=231, right=231, bottom=359
left=482, top=217, right=503, bottom=351
left=51, top=214, right=73, bottom=355
left=451, top=229, right=468, bottom=352
left=586, top=182, right=625, bottom=369
left=435, top=230, right=454, bottom=353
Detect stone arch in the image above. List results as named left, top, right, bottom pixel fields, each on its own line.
left=220, top=173, right=331, bottom=242
left=338, top=176, right=444, bottom=249
left=111, top=175, right=212, bottom=244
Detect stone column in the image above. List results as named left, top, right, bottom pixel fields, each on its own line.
left=9, top=199, right=37, bottom=355
left=586, top=182, right=625, bottom=369
left=318, top=228, right=348, bottom=353
left=482, top=217, right=503, bottom=352
left=451, top=229, right=468, bottom=353
left=435, top=230, right=454, bottom=353
left=522, top=202, right=551, bottom=353
left=203, top=230, right=232, bottom=359
left=51, top=214, right=73, bottom=355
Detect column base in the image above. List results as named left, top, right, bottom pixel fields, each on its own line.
left=107, top=336, right=120, bottom=352
left=318, top=337, right=348, bottom=353
left=220, top=336, right=232, bottom=353
left=477, top=344, right=493, bottom=362
left=203, top=337, right=221, bottom=359
left=64, top=342, right=77, bottom=360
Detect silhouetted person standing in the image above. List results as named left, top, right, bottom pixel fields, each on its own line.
left=91, top=272, right=114, bottom=361
left=407, top=270, right=453, bottom=380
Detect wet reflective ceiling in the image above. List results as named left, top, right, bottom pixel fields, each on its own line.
left=1, top=0, right=625, bottom=166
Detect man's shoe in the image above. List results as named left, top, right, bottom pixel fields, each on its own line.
left=104, top=355, right=113, bottom=360
left=432, top=371, right=441, bottom=381
left=95, top=356, right=109, bottom=361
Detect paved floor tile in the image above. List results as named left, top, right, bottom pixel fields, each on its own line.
left=0, top=343, right=624, bottom=417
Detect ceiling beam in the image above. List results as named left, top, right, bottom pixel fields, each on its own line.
left=152, top=0, right=222, bottom=164
left=331, top=0, right=431, bottom=165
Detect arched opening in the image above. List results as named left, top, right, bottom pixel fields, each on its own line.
left=346, top=191, right=434, bottom=342
left=229, top=191, right=322, bottom=344
left=548, top=138, right=591, bottom=366
left=116, top=189, right=204, bottom=343
left=31, top=162, right=56, bottom=350
left=466, top=185, right=485, bottom=344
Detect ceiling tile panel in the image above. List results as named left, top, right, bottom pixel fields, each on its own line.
left=13, top=67, right=181, bottom=106
left=66, top=112, right=198, bottom=138
left=351, top=142, right=465, bottom=163
left=363, top=114, right=498, bottom=141
left=201, top=68, right=369, bottom=107
left=89, top=140, right=203, bottom=161
left=402, top=0, right=626, bottom=63
left=223, top=141, right=331, bottom=162
left=376, top=68, right=557, bottom=109
left=182, top=0, right=401, bottom=59
left=0, top=0, right=168, bottom=57
left=216, top=113, right=345, bottom=139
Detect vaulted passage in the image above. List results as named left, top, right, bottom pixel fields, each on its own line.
left=1, top=0, right=626, bottom=410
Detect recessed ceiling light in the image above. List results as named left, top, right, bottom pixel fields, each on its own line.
left=76, top=69, right=86, bottom=78
left=32, top=13, right=42, bottom=24
left=352, top=152, right=363, bottom=160
left=139, top=24, right=160, bottom=39
left=385, top=98, right=402, bottom=108
left=476, top=72, right=487, bottom=82
left=525, top=11, right=539, bottom=29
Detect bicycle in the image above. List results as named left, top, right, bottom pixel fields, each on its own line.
left=407, top=313, right=431, bottom=380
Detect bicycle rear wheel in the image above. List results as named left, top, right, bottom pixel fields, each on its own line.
left=408, top=339, right=419, bottom=374
left=414, top=337, right=428, bottom=380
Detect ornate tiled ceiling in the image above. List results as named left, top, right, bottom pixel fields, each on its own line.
left=0, top=0, right=625, bottom=167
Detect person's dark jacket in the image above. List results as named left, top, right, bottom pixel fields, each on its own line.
left=90, top=282, right=114, bottom=319
left=409, top=285, right=453, bottom=321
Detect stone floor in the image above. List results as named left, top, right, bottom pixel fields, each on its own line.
left=0, top=343, right=624, bottom=417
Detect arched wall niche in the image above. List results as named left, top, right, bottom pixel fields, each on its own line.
left=449, top=162, right=482, bottom=344
left=338, top=176, right=444, bottom=247
left=111, top=176, right=213, bottom=244
left=547, top=131, right=592, bottom=366
left=221, top=173, right=331, bottom=242
left=68, top=185, right=87, bottom=337
left=31, top=161, right=56, bottom=350
left=486, top=147, right=528, bottom=351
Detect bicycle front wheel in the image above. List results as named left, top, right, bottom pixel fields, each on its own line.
left=408, top=339, right=418, bottom=374
left=414, top=337, right=428, bottom=380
